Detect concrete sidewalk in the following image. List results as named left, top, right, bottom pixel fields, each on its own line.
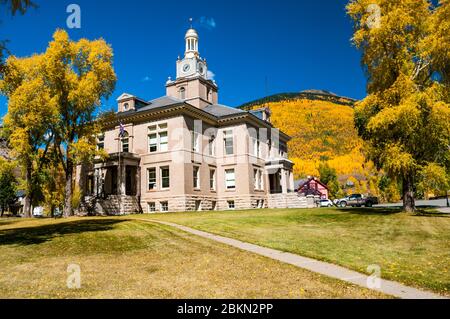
left=142, top=219, right=447, bottom=299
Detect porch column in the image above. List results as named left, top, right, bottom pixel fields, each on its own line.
left=93, top=169, right=98, bottom=196
left=280, top=168, right=287, bottom=194
left=117, top=163, right=126, bottom=196
left=289, top=170, right=294, bottom=192
left=136, top=166, right=141, bottom=197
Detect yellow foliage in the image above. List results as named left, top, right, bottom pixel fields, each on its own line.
left=248, top=98, right=368, bottom=179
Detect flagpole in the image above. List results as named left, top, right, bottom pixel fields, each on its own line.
left=118, top=121, right=122, bottom=215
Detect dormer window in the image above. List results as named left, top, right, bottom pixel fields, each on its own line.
left=123, top=103, right=129, bottom=111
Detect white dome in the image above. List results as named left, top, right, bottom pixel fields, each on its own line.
left=185, top=28, right=198, bottom=39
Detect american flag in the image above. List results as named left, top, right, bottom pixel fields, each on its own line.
left=119, top=122, right=125, bottom=137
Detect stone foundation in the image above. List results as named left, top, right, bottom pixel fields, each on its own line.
left=79, top=193, right=310, bottom=215
left=79, top=195, right=142, bottom=216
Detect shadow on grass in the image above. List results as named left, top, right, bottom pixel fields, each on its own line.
left=0, top=218, right=23, bottom=227
left=413, top=211, right=450, bottom=218
left=0, top=219, right=127, bottom=246
left=337, top=207, right=402, bottom=216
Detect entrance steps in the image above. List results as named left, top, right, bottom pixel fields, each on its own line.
left=267, top=193, right=309, bottom=209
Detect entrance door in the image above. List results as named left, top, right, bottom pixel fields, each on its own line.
left=125, top=166, right=137, bottom=196
left=269, top=172, right=281, bottom=194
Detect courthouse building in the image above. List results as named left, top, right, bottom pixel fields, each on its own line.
left=77, top=25, right=307, bottom=214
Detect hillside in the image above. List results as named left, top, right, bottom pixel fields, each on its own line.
left=239, top=91, right=369, bottom=180
left=240, top=90, right=356, bottom=110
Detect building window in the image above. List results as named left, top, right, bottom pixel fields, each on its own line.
left=97, top=134, right=105, bottom=150
left=179, top=87, right=186, bottom=100
left=195, top=200, right=202, bottom=211
left=148, top=123, right=168, bottom=153
left=225, top=169, right=236, bottom=190
left=254, top=169, right=264, bottom=190
left=280, top=142, right=287, bottom=157
left=159, top=131, right=168, bottom=152
left=223, top=130, right=234, bottom=155
left=147, top=202, right=156, bottom=213
left=227, top=200, right=235, bottom=210
left=211, top=201, right=217, bottom=211
left=123, top=103, right=129, bottom=111
left=160, top=201, right=168, bottom=212
left=148, top=133, right=157, bottom=152
left=210, top=169, right=216, bottom=191
left=193, top=166, right=200, bottom=189
left=259, top=199, right=264, bottom=209
left=121, top=131, right=129, bottom=153
left=252, top=137, right=260, bottom=157
left=258, top=170, right=263, bottom=190
left=148, top=168, right=156, bottom=190
left=161, top=166, right=170, bottom=189
left=208, top=135, right=215, bottom=156
left=192, top=131, right=200, bottom=153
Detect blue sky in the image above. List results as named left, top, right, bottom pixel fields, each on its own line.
left=0, top=0, right=366, bottom=116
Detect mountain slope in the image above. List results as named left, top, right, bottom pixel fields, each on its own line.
left=239, top=91, right=367, bottom=179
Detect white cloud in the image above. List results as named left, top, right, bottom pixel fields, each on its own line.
left=142, top=76, right=151, bottom=82
left=198, top=16, right=216, bottom=30
left=207, top=70, right=215, bottom=81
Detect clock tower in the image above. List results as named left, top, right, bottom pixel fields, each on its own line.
left=166, top=20, right=218, bottom=109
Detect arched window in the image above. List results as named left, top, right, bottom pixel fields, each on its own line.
left=123, top=103, right=129, bottom=111
left=121, top=131, right=129, bottom=153
left=179, top=87, right=186, bottom=100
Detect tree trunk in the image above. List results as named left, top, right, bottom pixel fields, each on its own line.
left=23, top=158, right=33, bottom=218
left=402, top=175, right=416, bottom=213
left=1, top=207, right=4, bottom=217
left=64, top=160, right=73, bottom=218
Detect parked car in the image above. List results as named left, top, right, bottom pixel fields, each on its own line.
left=336, top=194, right=379, bottom=208
left=318, top=199, right=334, bottom=207
left=32, top=206, right=44, bottom=218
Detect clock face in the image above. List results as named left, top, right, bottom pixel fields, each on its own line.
left=182, top=63, right=190, bottom=73
left=198, top=63, right=205, bottom=75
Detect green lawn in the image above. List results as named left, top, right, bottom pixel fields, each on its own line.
left=0, top=217, right=385, bottom=298
left=141, top=207, right=450, bottom=296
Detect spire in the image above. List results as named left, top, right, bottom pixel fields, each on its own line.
left=185, top=18, right=199, bottom=58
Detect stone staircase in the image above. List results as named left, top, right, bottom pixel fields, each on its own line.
left=267, top=193, right=309, bottom=209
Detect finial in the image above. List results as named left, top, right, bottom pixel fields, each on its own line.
left=189, top=17, right=193, bottom=28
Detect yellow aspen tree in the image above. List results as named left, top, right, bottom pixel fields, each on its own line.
left=347, top=0, right=450, bottom=212
left=0, top=54, right=58, bottom=217
left=43, top=30, right=116, bottom=217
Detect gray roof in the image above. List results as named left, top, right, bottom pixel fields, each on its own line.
left=294, top=179, right=308, bottom=190
left=138, top=96, right=183, bottom=112
left=203, top=104, right=246, bottom=118
left=118, top=95, right=267, bottom=123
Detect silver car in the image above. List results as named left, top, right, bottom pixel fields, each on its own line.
left=319, top=199, right=334, bottom=207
